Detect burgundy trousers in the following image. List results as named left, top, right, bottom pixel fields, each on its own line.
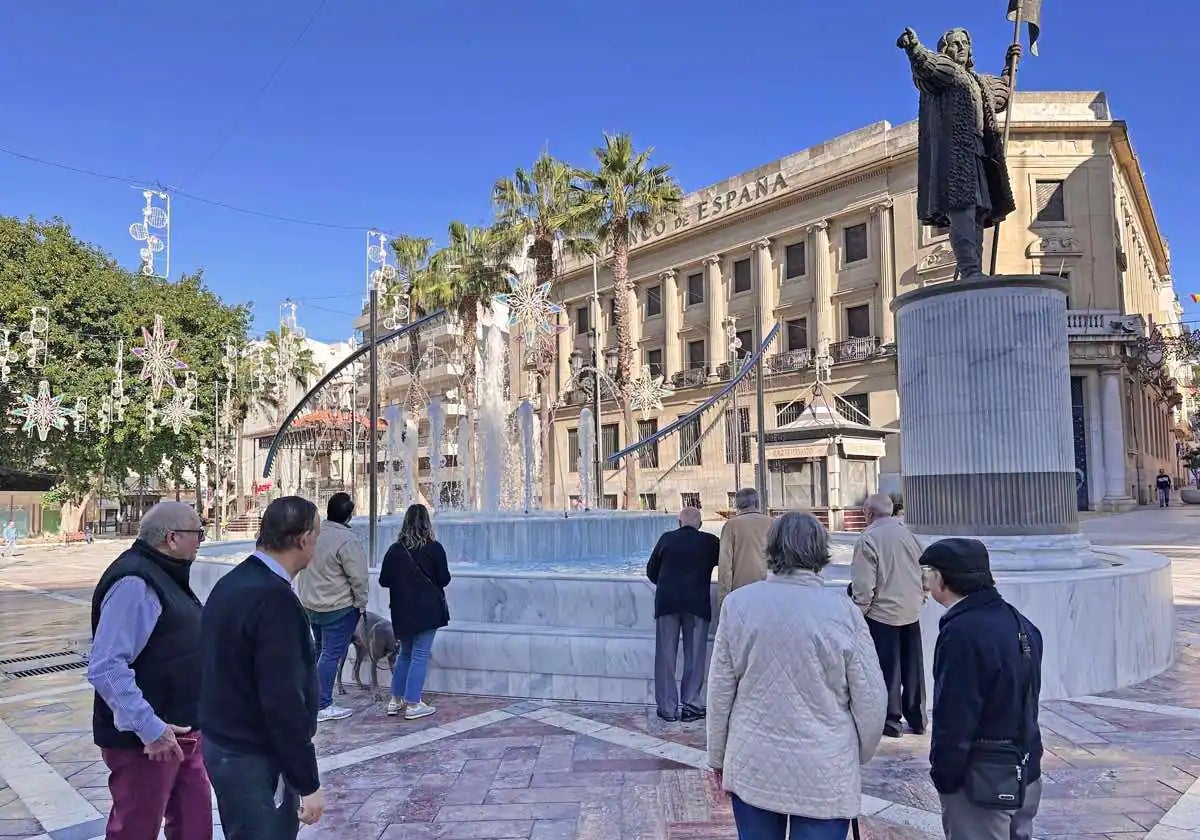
left=101, top=733, right=213, bottom=840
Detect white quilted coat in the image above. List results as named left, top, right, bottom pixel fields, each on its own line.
left=707, top=570, right=887, bottom=819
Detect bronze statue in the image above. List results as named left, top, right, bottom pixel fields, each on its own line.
left=898, top=27, right=1021, bottom=279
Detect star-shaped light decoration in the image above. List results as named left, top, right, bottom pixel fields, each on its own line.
left=10, top=380, right=75, bottom=441
left=494, top=277, right=563, bottom=346
left=159, top=391, right=197, bottom=435
left=629, top=371, right=672, bottom=420
left=131, top=314, right=188, bottom=400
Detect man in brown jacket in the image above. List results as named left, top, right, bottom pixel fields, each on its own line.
left=716, top=488, right=772, bottom=617
left=851, top=492, right=926, bottom=738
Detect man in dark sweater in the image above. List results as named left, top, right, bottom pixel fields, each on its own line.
left=199, top=496, right=324, bottom=838
left=921, top=538, right=1044, bottom=839
left=88, top=501, right=211, bottom=840
left=646, top=505, right=720, bottom=723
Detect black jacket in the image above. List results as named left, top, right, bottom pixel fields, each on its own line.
left=198, top=555, right=320, bottom=796
left=1157, top=474, right=1172, bottom=490
left=646, top=526, right=720, bottom=621
left=91, top=540, right=202, bottom=749
left=379, top=540, right=451, bottom=638
left=930, top=587, right=1043, bottom=795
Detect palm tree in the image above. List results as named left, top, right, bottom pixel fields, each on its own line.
left=574, top=133, right=682, bottom=509
left=410, top=222, right=517, bottom=501
left=389, top=234, right=434, bottom=416
left=493, top=151, right=590, bottom=508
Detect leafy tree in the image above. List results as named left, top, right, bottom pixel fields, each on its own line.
left=574, top=134, right=682, bottom=508
left=493, top=151, right=590, bottom=506
left=0, top=216, right=251, bottom=531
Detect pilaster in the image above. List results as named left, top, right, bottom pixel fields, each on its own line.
left=871, top=200, right=896, bottom=345
left=752, top=238, right=775, bottom=350
left=808, top=221, right=832, bottom=349
left=705, top=254, right=725, bottom=377
left=660, top=270, right=681, bottom=378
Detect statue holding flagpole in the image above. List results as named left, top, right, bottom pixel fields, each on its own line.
left=897, top=0, right=1042, bottom=281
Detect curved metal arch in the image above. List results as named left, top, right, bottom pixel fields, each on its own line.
left=606, top=321, right=782, bottom=465
left=262, top=309, right=447, bottom=477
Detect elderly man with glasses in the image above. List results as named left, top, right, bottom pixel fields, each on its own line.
left=88, top=500, right=212, bottom=840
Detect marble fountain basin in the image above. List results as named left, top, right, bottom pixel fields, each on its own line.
left=192, top=514, right=1173, bottom=704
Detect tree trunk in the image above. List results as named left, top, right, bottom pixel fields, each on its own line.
left=610, top=232, right=639, bottom=508
left=60, top=489, right=95, bottom=534
left=235, top=431, right=245, bottom=515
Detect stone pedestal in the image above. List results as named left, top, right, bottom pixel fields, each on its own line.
left=893, top=276, right=1092, bottom=568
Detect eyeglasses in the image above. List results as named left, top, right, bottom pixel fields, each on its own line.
left=172, top=529, right=206, bottom=542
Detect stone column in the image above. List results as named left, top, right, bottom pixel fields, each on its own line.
left=871, top=200, right=896, bottom=345
left=752, top=238, right=775, bottom=350
left=705, top=254, right=725, bottom=377
left=894, top=276, right=1089, bottom=567
left=1085, top=370, right=1106, bottom=511
left=826, top=440, right=841, bottom=529
left=661, top=270, right=681, bottom=378
left=1100, top=367, right=1131, bottom=505
left=808, top=221, right=832, bottom=349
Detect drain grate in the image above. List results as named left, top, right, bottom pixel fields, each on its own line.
left=0, top=648, right=89, bottom=681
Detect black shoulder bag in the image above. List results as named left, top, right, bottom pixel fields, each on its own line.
left=963, top=604, right=1035, bottom=810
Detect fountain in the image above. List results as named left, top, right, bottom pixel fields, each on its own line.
left=578, top=407, right=595, bottom=510
left=477, top=325, right=507, bottom=512
left=517, top=400, right=535, bottom=513
left=427, top=397, right=445, bottom=509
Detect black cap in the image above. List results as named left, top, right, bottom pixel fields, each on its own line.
left=919, top=538, right=995, bottom=586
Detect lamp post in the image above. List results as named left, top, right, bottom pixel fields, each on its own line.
left=725, top=316, right=743, bottom=491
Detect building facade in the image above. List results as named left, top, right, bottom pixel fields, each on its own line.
left=536, top=91, right=1185, bottom=520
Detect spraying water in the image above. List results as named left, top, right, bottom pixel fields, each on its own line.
left=578, top=407, right=595, bottom=510
left=517, top=400, right=535, bottom=512
left=478, top=326, right=507, bottom=512
left=427, top=397, right=445, bottom=509
left=457, top=415, right=473, bottom=510
left=402, top=412, right=419, bottom=508
left=383, top=403, right=401, bottom=515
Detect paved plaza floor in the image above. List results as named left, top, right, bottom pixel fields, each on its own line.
left=4, top=508, right=1200, bottom=839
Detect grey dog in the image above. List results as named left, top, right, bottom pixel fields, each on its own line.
left=336, top=611, right=398, bottom=700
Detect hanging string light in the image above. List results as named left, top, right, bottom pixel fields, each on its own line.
left=0, top=328, right=18, bottom=382
left=19, top=306, right=50, bottom=368
left=129, top=188, right=171, bottom=277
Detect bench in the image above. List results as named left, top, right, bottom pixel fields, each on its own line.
left=63, top=531, right=87, bottom=544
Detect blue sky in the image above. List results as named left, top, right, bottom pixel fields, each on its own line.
left=2, top=0, right=1195, bottom=342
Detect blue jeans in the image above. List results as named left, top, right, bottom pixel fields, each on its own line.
left=203, top=737, right=299, bottom=840
left=310, top=610, right=359, bottom=709
left=390, top=629, right=436, bottom=703
left=730, top=794, right=850, bottom=840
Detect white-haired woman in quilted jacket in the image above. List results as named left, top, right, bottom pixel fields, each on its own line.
left=707, top=511, right=887, bottom=840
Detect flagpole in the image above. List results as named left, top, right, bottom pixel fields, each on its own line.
left=987, top=2, right=1024, bottom=276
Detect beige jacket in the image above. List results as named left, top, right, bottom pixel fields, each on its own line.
left=717, top=511, right=771, bottom=616
left=296, top=520, right=369, bottom=614
left=707, top=572, right=887, bottom=818
left=850, top=516, right=925, bottom=626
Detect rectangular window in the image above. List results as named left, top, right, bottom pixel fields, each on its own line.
left=846, top=304, right=872, bottom=339
left=724, top=407, right=751, bottom=464
left=785, top=318, right=808, bottom=352
left=733, top=258, right=752, bottom=293
left=645, top=284, right=662, bottom=318
left=844, top=223, right=868, bottom=263
left=841, top=393, right=870, bottom=423
left=645, top=348, right=664, bottom=378
left=784, top=241, right=806, bottom=279
left=686, top=272, right=704, bottom=306
left=1035, top=180, right=1066, bottom=223
left=681, top=492, right=701, bottom=509
left=679, top=415, right=702, bottom=466
left=575, top=305, right=590, bottom=335
left=599, top=494, right=619, bottom=510
left=776, top=400, right=805, bottom=426
left=639, top=492, right=658, bottom=511
left=687, top=340, right=706, bottom=371
left=638, top=418, right=659, bottom=469
left=735, top=329, right=754, bottom=359
left=601, top=423, right=619, bottom=459
left=567, top=428, right=579, bottom=472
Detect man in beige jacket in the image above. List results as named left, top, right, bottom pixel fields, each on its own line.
left=851, top=492, right=926, bottom=738
left=717, top=488, right=772, bottom=617
left=296, top=492, right=369, bottom=723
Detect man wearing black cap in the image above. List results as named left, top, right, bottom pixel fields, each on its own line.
left=920, top=538, right=1044, bottom=839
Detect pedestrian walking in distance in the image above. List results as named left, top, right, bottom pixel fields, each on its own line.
left=716, top=488, right=772, bottom=617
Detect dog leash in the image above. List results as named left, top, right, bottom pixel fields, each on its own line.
left=851, top=817, right=861, bottom=840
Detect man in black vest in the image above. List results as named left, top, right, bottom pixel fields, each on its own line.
left=200, top=496, right=325, bottom=839
left=87, top=500, right=211, bottom=840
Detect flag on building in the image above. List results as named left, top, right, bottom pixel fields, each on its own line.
left=1189, top=293, right=1200, bottom=303
left=1007, top=0, right=1042, bottom=55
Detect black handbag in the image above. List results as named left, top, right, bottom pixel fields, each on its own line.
left=962, top=604, right=1035, bottom=810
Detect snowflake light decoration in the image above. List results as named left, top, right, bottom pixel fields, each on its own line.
left=629, top=372, right=672, bottom=420
left=10, top=380, right=74, bottom=441
left=494, top=277, right=562, bottom=346
left=131, top=314, right=188, bottom=400
left=160, top=390, right=197, bottom=435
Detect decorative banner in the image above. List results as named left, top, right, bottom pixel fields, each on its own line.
left=494, top=277, right=563, bottom=346
left=10, top=380, right=74, bottom=441
left=132, top=314, right=188, bottom=401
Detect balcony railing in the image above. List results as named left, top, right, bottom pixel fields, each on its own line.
left=671, top=368, right=710, bottom=389
left=831, top=336, right=880, bottom=363
left=767, top=349, right=812, bottom=375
